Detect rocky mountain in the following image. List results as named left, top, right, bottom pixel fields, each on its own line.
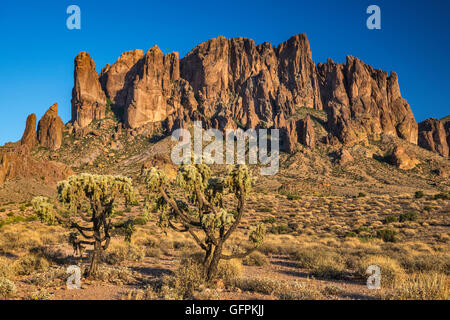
left=72, top=33, right=426, bottom=154
left=1, top=33, right=449, bottom=190
left=418, top=118, right=450, bottom=157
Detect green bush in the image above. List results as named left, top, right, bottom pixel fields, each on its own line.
left=385, top=215, right=399, bottom=224
left=377, top=229, right=398, bottom=243
left=414, top=191, right=425, bottom=199
left=434, top=192, right=450, bottom=200
left=357, top=192, right=367, bottom=198
left=269, top=224, right=293, bottom=234
left=286, top=194, right=301, bottom=200
left=399, top=211, right=418, bottom=222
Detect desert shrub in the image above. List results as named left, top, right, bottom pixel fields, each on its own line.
left=376, top=229, right=397, bottom=242
left=414, top=191, right=425, bottom=199
left=399, top=211, right=418, bottom=222
left=0, top=257, right=13, bottom=279
left=286, top=193, right=301, bottom=200
left=145, top=247, right=162, bottom=258
left=358, top=255, right=404, bottom=288
left=357, top=192, right=366, bottom=198
left=278, top=281, right=324, bottom=300
left=434, top=192, right=450, bottom=200
left=243, top=251, right=269, bottom=266
left=322, top=284, right=343, bottom=296
left=384, top=215, right=399, bottom=224
left=398, top=253, right=450, bottom=275
left=123, top=286, right=158, bottom=300
left=269, top=224, right=293, bottom=234
left=162, top=258, right=205, bottom=299
left=13, top=254, right=50, bottom=276
left=0, top=277, right=16, bottom=298
left=295, top=248, right=346, bottom=279
left=217, top=259, right=243, bottom=284
left=101, top=242, right=145, bottom=265
left=384, top=272, right=448, bottom=300
left=262, top=216, right=276, bottom=224
left=31, top=289, right=54, bottom=300
left=344, top=231, right=357, bottom=238
left=95, top=266, right=135, bottom=285
left=28, top=267, right=66, bottom=288
left=234, top=278, right=323, bottom=299
left=234, top=278, right=280, bottom=295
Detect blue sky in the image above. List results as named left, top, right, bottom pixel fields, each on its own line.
left=0, top=0, right=449, bottom=145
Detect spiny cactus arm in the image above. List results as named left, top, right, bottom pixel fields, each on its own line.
left=222, top=181, right=246, bottom=242
left=70, top=222, right=94, bottom=239
left=158, top=186, right=202, bottom=228
left=76, top=210, right=93, bottom=223
left=32, top=196, right=68, bottom=226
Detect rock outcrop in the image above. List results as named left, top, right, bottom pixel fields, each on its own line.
left=180, top=34, right=322, bottom=130
left=37, top=103, right=65, bottom=150
left=69, top=33, right=424, bottom=154
left=418, top=118, right=449, bottom=157
left=390, top=145, right=419, bottom=170
left=71, top=52, right=107, bottom=128
left=20, top=113, right=37, bottom=148
left=317, top=57, right=418, bottom=146
left=99, top=49, right=144, bottom=108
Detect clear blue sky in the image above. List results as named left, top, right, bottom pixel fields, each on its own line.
left=0, top=0, right=449, bottom=145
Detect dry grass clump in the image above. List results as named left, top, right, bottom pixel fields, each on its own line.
left=234, top=277, right=324, bottom=300
left=95, top=266, right=135, bottom=285
left=28, top=267, right=67, bottom=288
left=101, top=241, right=145, bottom=265
left=295, top=247, right=346, bottom=279
left=217, top=259, right=243, bottom=284
left=242, top=251, right=269, bottom=266
left=13, top=254, right=50, bottom=276
left=0, top=277, right=17, bottom=298
left=357, top=255, right=404, bottom=288
left=160, top=258, right=205, bottom=299
left=383, top=272, right=448, bottom=300
left=122, top=286, right=159, bottom=300
left=0, top=257, right=14, bottom=279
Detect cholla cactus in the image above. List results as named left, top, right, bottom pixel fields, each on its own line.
left=32, top=173, right=136, bottom=277
left=144, top=164, right=265, bottom=281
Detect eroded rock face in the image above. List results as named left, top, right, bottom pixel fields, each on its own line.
left=0, top=142, right=73, bottom=186
left=71, top=34, right=423, bottom=155
left=20, top=114, right=37, bottom=148
left=37, top=103, right=65, bottom=150
left=390, top=145, right=419, bottom=170
left=71, top=52, right=107, bottom=128
left=318, top=57, right=418, bottom=146
left=125, top=46, right=180, bottom=128
left=100, top=49, right=144, bottom=108
left=180, top=34, right=322, bottom=130
left=418, top=118, right=449, bottom=157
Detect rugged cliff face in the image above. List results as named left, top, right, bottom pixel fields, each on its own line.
left=418, top=118, right=449, bottom=157
left=71, top=52, right=107, bottom=128
left=317, top=56, right=418, bottom=146
left=70, top=33, right=427, bottom=155
left=37, top=103, right=65, bottom=150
